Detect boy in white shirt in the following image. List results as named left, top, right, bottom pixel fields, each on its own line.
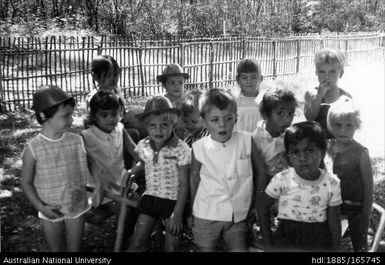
left=190, top=88, right=266, bottom=252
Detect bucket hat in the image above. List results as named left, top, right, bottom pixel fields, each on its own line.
left=135, top=95, right=181, bottom=121
left=156, top=64, right=189, bottom=83
left=32, top=86, right=73, bottom=113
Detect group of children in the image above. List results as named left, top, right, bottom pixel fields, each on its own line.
left=21, top=47, right=373, bottom=252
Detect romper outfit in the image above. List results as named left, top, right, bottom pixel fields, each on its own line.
left=265, top=167, right=342, bottom=251
left=24, top=133, right=91, bottom=222
left=327, top=139, right=369, bottom=252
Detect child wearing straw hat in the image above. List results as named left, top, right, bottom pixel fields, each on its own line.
left=127, top=95, right=191, bottom=252
left=156, top=63, right=190, bottom=139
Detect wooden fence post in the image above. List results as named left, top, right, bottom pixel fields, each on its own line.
left=180, top=43, right=185, bottom=66
left=242, top=36, right=246, bottom=59
left=138, top=47, right=145, bottom=96
left=272, top=39, right=277, bottom=78
left=344, top=38, right=349, bottom=64
left=296, top=38, right=301, bottom=74
left=209, top=42, right=214, bottom=89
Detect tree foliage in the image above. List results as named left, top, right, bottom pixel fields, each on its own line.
left=0, top=0, right=384, bottom=37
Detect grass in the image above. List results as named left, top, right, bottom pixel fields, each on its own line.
left=1, top=60, right=384, bottom=252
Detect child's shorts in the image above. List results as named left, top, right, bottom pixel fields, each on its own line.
left=38, top=207, right=90, bottom=223
left=192, top=217, right=249, bottom=249
left=138, top=195, right=176, bottom=219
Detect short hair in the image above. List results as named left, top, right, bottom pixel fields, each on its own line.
left=314, top=48, right=345, bottom=71
left=181, top=89, right=203, bottom=117
left=284, top=121, right=327, bottom=157
left=327, top=96, right=361, bottom=131
left=236, top=58, right=262, bottom=79
left=260, top=84, right=298, bottom=118
left=86, top=91, right=120, bottom=126
left=142, top=112, right=178, bottom=127
left=199, top=88, right=237, bottom=119
left=36, top=98, right=75, bottom=125
left=91, top=55, right=121, bottom=79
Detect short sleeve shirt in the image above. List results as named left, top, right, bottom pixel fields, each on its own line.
left=136, top=135, right=191, bottom=200
left=252, top=120, right=289, bottom=177
left=192, top=131, right=253, bottom=222
left=266, top=167, right=342, bottom=222
left=81, top=122, right=126, bottom=196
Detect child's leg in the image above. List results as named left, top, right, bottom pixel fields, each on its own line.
left=163, top=218, right=181, bottom=252
left=348, top=214, right=369, bottom=252
left=40, top=219, right=66, bottom=252
left=127, top=214, right=158, bottom=252
left=65, top=214, right=85, bottom=252
left=192, top=217, right=222, bottom=252
left=222, top=220, right=249, bottom=252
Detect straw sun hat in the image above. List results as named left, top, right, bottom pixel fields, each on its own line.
left=156, top=63, right=189, bottom=83
left=135, top=95, right=181, bottom=121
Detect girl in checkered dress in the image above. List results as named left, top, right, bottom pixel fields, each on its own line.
left=21, top=86, right=101, bottom=252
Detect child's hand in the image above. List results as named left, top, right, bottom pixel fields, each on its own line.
left=166, top=213, right=183, bottom=236
left=91, top=184, right=104, bottom=207
left=41, top=205, right=63, bottom=219
left=317, top=81, right=330, bottom=98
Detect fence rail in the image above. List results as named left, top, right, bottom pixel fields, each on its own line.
left=1, top=33, right=384, bottom=112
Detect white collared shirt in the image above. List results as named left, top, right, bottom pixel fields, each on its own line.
left=192, top=131, right=253, bottom=222
left=82, top=122, right=125, bottom=196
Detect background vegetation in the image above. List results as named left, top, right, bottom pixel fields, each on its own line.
left=1, top=0, right=385, bottom=38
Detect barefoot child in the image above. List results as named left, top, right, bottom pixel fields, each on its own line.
left=127, top=95, right=191, bottom=252
left=190, top=88, right=265, bottom=252
left=259, top=121, right=342, bottom=251
left=326, top=96, right=373, bottom=252
left=21, top=85, right=101, bottom=252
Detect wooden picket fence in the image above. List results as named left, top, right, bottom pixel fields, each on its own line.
left=0, top=33, right=384, bottom=112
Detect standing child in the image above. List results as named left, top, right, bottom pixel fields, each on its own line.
left=304, top=48, right=352, bottom=138
left=252, top=85, right=298, bottom=189
left=259, top=121, right=342, bottom=252
left=81, top=90, right=141, bottom=250
left=180, top=89, right=209, bottom=147
left=157, top=63, right=190, bottom=139
left=325, top=96, right=373, bottom=252
left=234, top=58, right=264, bottom=133
left=21, top=85, right=100, bottom=252
left=190, top=88, right=266, bottom=252
left=127, top=95, right=191, bottom=252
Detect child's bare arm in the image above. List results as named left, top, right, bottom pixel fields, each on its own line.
left=304, top=89, right=325, bottom=121
left=21, top=146, right=62, bottom=219
left=359, top=149, right=374, bottom=229
left=251, top=139, right=267, bottom=211
left=258, top=193, right=275, bottom=250
left=123, top=128, right=139, bottom=162
left=327, top=205, right=341, bottom=251
left=190, top=150, right=202, bottom=210
left=168, top=164, right=189, bottom=235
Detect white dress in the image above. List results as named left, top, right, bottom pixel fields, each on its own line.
left=234, top=93, right=263, bottom=133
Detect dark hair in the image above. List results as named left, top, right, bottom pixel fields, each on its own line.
left=86, top=91, right=120, bottom=126
left=199, top=88, right=237, bottom=119
left=36, top=98, right=75, bottom=124
left=260, top=86, right=298, bottom=118
left=236, top=58, right=262, bottom=79
left=181, top=89, right=203, bottom=117
left=91, top=55, right=121, bottom=79
left=284, top=121, right=327, bottom=157
left=314, top=48, right=345, bottom=71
